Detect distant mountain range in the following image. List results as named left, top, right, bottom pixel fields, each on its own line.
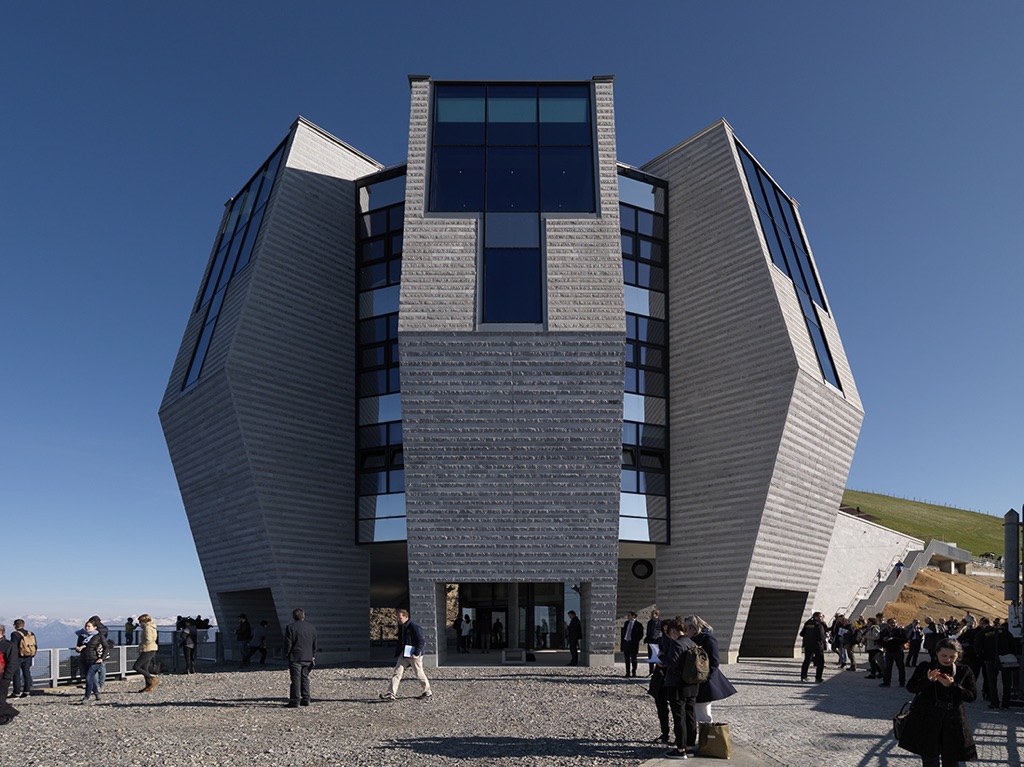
left=0, top=615, right=188, bottom=649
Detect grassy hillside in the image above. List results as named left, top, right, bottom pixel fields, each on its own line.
left=842, top=490, right=1005, bottom=558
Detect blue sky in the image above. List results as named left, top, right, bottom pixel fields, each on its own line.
left=3, top=2, right=1022, bottom=619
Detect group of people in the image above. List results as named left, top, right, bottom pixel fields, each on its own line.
left=640, top=612, right=737, bottom=760
left=0, top=613, right=160, bottom=722
left=235, top=613, right=270, bottom=666
left=800, top=608, right=1022, bottom=766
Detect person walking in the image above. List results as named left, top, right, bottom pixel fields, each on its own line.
left=245, top=620, right=269, bottom=665
left=380, top=609, right=431, bottom=701
left=864, top=616, right=884, bottom=679
left=799, top=612, right=827, bottom=682
left=566, top=611, right=583, bottom=666
left=133, top=614, right=159, bottom=692
left=897, top=638, right=977, bottom=766
left=10, top=620, right=36, bottom=698
left=283, top=608, right=317, bottom=707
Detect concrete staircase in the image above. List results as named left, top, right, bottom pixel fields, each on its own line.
left=850, top=539, right=973, bottom=619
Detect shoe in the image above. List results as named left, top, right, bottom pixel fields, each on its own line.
left=379, top=692, right=396, bottom=701
left=800, top=676, right=808, bottom=681
left=879, top=683, right=891, bottom=687
left=653, top=735, right=670, bottom=743
left=285, top=702, right=299, bottom=708
left=150, top=677, right=160, bottom=687
left=665, top=748, right=689, bottom=759
left=815, top=678, right=823, bottom=683
left=864, top=675, right=877, bottom=679
left=300, top=700, right=310, bottom=706
left=416, top=692, right=432, bottom=700
left=94, top=693, right=100, bottom=702
left=19, top=693, right=29, bottom=698
left=847, top=667, right=857, bottom=672
left=989, top=703, right=1000, bottom=709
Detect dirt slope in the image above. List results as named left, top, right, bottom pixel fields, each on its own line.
left=881, top=568, right=1009, bottom=625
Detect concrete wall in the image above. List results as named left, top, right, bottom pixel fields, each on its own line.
left=643, top=121, right=864, bottom=661
left=814, top=512, right=923, bottom=619
left=398, top=77, right=624, bottom=665
left=160, top=118, right=381, bottom=662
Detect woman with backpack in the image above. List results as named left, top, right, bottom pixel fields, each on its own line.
left=682, top=615, right=737, bottom=724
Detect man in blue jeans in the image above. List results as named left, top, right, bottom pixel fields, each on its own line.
left=283, top=608, right=317, bottom=707
left=10, top=620, right=35, bottom=698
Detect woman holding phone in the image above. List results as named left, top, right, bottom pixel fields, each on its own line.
left=897, top=637, right=977, bottom=766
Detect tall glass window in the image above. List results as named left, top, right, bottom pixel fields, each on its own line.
left=618, top=169, right=669, bottom=544
left=356, top=168, right=407, bottom=544
left=429, top=82, right=595, bottom=324
left=737, top=143, right=842, bottom=390
left=182, top=138, right=287, bottom=392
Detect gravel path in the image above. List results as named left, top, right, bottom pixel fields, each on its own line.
left=2, top=658, right=1020, bottom=766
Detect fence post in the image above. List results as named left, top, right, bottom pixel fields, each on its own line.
left=48, top=648, right=60, bottom=689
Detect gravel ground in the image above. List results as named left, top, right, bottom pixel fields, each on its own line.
left=1, top=664, right=673, bottom=767
left=3, top=658, right=1020, bottom=767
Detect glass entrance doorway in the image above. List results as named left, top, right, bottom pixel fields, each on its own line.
left=456, top=582, right=581, bottom=654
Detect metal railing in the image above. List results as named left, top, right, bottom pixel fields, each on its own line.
left=24, top=629, right=221, bottom=689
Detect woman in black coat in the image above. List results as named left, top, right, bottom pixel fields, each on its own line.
left=682, top=615, right=737, bottom=723
left=898, top=637, right=977, bottom=766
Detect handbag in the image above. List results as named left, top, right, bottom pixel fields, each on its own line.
left=698, top=721, right=732, bottom=759
left=892, top=700, right=912, bottom=740
left=998, top=653, right=1020, bottom=668
left=647, top=667, right=664, bottom=697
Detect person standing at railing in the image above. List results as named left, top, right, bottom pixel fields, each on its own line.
left=10, top=619, right=36, bottom=698
left=133, top=614, right=159, bottom=692
left=124, top=617, right=136, bottom=645
left=180, top=618, right=198, bottom=674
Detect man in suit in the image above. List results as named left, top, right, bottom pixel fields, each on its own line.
left=566, top=611, right=583, bottom=666
left=621, top=611, right=644, bottom=677
left=283, top=608, right=317, bottom=707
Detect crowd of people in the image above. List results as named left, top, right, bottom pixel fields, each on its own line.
left=619, top=610, right=736, bottom=760
left=800, top=608, right=1022, bottom=766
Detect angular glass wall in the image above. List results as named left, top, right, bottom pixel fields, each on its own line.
left=182, top=139, right=287, bottom=391
left=736, top=143, right=842, bottom=390
left=355, top=168, right=407, bottom=543
left=428, top=82, right=596, bottom=325
left=618, top=169, right=669, bottom=544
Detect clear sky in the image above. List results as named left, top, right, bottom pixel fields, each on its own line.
left=3, top=2, right=1022, bottom=619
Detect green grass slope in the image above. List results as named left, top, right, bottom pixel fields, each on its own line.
left=841, top=490, right=1005, bottom=558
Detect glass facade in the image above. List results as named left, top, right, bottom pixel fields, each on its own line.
left=618, top=170, right=669, bottom=544
left=737, top=143, right=842, bottom=390
left=182, top=139, right=287, bottom=391
left=429, top=83, right=596, bottom=325
left=356, top=168, right=407, bottom=543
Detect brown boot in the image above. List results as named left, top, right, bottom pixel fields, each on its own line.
left=150, top=677, right=160, bottom=687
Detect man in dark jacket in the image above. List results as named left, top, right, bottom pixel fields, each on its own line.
left=621, top=611, right=644, bottom=678
left=879, top=617, right=907, bottom=687
left=10, top=620, right=35, bottom=698
left=799, top=612, right=827, bottom=682
left=283, top=608, right=317, bottom=707
left=660, top=619, right=700, bottom=758
left=645, top=609, right=662, bottom=675
left=984, top=622, right=1019, bottom=709
left=566, top=611, right=583, bottom=666
left=0, top=626, right=20, bottom=724
left=236, top=614, right=253, bottom=666
left=380, top=609, right=431, bottom=701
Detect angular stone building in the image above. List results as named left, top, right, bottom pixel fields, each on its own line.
left=159, top=76, right=863, bottom=665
